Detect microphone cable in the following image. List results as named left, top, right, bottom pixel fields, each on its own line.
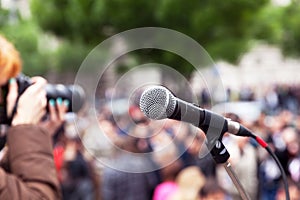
left=250, top=134, right=290, bottom=200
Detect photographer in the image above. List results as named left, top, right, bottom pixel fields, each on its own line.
left=0, top=35, right=65, bottom=199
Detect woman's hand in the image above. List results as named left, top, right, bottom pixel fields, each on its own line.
left=8, top=76, right=68, bottom=136
left=11, top=77, right=47, bottom=126
left=40, top=97, right=69, bottom=136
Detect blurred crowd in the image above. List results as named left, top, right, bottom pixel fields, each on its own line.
left=53, top=84, right=300, bottom=200
left=2, top=33, right=300, bottom=200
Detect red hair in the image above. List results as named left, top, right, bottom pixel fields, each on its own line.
left=0, top=35, right=22, bottom=80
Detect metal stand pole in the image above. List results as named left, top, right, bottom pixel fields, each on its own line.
left=223, top=161, right=251, bottom=200
left=209, top=139, right=251, bottom=200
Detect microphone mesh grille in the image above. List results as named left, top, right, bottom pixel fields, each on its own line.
left=139, top=86, right=176, bottom=120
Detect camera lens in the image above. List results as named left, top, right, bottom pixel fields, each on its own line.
left=45, top=84, right=85, bottom=113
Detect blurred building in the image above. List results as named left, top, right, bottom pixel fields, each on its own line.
left=192, top=44, right=300, bottom=100
left=1, top=0, right=30, bottom=22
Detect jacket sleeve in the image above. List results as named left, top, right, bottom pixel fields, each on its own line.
left=0, top=125, right=62, bottom=200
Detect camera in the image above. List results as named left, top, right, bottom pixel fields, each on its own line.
left=0, top=74, right=85, bottom=126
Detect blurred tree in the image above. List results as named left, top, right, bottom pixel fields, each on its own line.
left=54, top=41, right=92, bottom=72
left=250, top=5, right=284, bottom=45
left=30, top=0, right=157, bottom=43
left=30, top=0, right=270, bottom=77
left=0, top=6, right=53, bottom=76
left=249, top=1, right=300, bottom=58
left=0, top=6, right=9, bottom=27
left=280, top=1, right=300, bottom=57
left=157, top=0, right=269, bottom=61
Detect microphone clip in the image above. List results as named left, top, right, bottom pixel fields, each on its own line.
left=209, top=139, right=230, bottom=164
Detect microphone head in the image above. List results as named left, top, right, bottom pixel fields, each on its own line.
left=139, top=86, right=176, bottom=120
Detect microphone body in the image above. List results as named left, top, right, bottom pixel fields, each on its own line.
left=139, top=85, right=256, bottom=164
left=139, top=86, right=253, bottom=140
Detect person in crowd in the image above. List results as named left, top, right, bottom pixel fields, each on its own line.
left=239, top=86, right=255, bottom=101
left=258, top=110, right=294, bottom=200
left=152, top=160, right=182, bottom=200
left=151, top=125, right=184, bottom=200
left=276, top=180, right=300, bottom=200
left=281, top=127, right=300, bottom=183
left=181, top=132, right=217, bottom=179
left=217, top=114, right=258, bottom=200
left=101, top=134, right=159, bottom=200
left=58, top=136, right=100, bottom=200
left=264, top=86, right=280, bottom=115
left=52, top=104, right=101, bottom=200
left=169, top=166, right=206, bottom=200
left=0, top=34, right=67, bottom=199
left=198, top=178, right=227, bottom=200
left=200, top=88, right=211, bottom=108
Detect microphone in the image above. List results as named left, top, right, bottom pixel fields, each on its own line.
left=139, top=86, right=253, bottom=141
left=139, top=86, right=291, bottom=199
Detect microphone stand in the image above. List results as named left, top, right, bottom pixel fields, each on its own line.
left=209, top=139, right=251, bottom=200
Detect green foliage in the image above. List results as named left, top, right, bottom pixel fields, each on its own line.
left=30, top=0, right=159, bottom=44
left=251, top=5, right=284, bottom=44
left=32, top=0, right=300, bottom=77
left=2, top=0, right=299, bottom=79
left=0, top=7, right=9, bottom=27
left=31, top=0, right=107, bottom=43
left=0, top=5, right=92, bottom=76
left=280, top=1, right=300, bottom=57
left=0, top=19, right=52, bottom=75
left=250, top=1, right=300, bottom=58
left=54, top=41, right=91, bottom=72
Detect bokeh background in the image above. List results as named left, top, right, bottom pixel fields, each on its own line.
left=1, top=0, right=300, bottom=200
